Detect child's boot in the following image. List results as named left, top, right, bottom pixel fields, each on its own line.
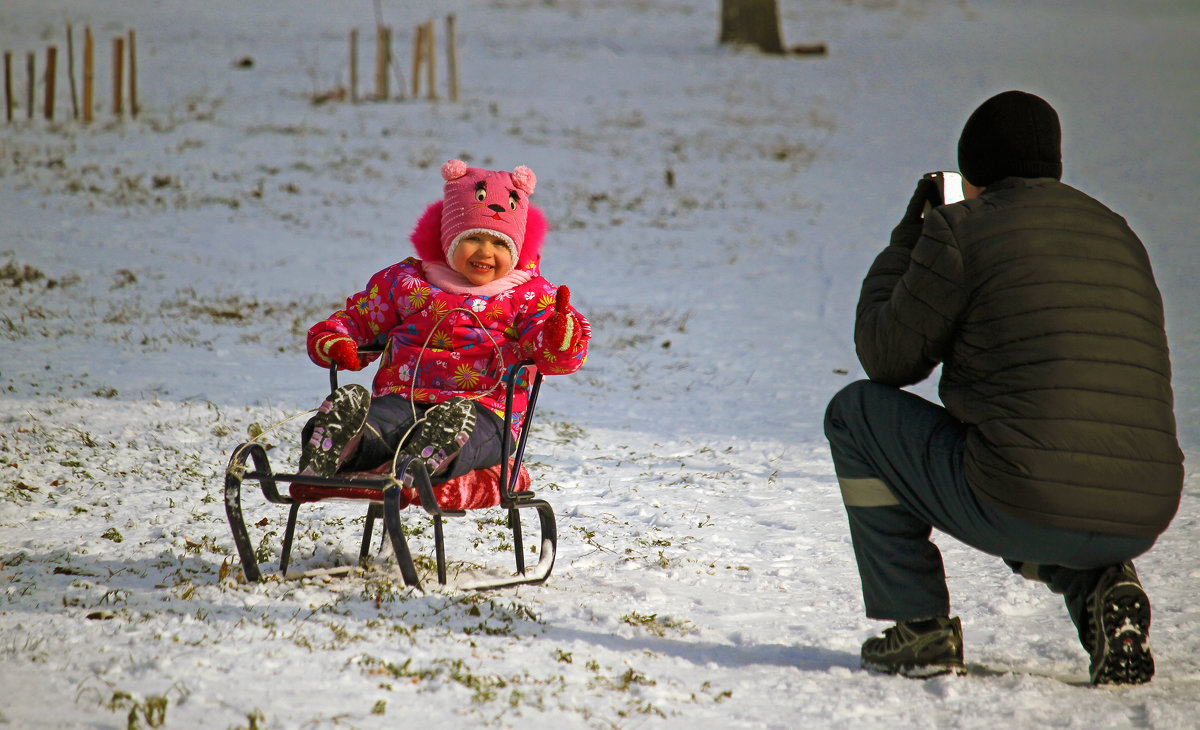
left=298, top=384, right=371, bottom=477
left=399, top=397, right=476, bottom=484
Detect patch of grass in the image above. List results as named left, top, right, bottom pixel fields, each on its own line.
left=183, top=535, right=223, bottom=556
left=2, top=481, right=38, bottom=504
left=379, top=656, right=438, bottom=682
left=253, top=530, right=277, bottom=563
left=230, top=708, right=266, bottom=730
left=361, top=576, right=411, bottom=610
left=0, top=259, right=46, bottom=287
left=453, top=594, right=543, bottom=637
left=572, top=524, right=614, bottom=555
left=585, top=307, right=690, bottom=352
left=105, top=690, right=168, bottom=730
left=620, top=611, right=693, bottom=638
left=693, top=680, right=733, bottom=704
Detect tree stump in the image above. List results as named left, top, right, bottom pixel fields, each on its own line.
left=719, top=0, right=784, bottom=54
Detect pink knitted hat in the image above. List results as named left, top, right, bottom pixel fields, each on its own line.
left=440, top=159, right=534, bottom=265
left=410, top=160, right=547, bottom=278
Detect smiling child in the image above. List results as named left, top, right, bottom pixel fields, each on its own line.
left=298, top=160, right=590, bottom=486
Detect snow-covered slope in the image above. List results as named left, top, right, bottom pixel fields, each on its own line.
left=2, top=1, right=1198, bottom=727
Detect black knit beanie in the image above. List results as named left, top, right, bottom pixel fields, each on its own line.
left=957, top=90, right=1062, bottom=187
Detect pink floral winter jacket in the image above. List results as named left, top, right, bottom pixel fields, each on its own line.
left=307, top=257, right=590, bottom=435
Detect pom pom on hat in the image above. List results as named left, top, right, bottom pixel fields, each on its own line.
left=442, top=159, right=469, bottom=181
left=511, top=165, right=536, bottom=195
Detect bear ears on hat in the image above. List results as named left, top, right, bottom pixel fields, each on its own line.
left=441, top=159, right=537, bottom=195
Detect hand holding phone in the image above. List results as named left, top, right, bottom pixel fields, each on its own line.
left=921, top=171, right=965, bottom=216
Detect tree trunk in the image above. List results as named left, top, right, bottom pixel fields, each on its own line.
left=719, top=0, right=784, bottom=54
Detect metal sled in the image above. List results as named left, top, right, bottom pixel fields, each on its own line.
left=223, top=352, right=556, bottom=591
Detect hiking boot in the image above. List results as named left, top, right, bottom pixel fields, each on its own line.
left=398, top=397, right=476, bottom=485
left=298, top=384, right=371, bottom=477
left=862, top=616, right=964, bottom=678
left=1086, top=562, right=1154, bottom=685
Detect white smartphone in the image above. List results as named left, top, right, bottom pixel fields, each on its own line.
left=923, top=171, right=965, bottom=206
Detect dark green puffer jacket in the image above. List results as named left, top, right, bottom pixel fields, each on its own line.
left=855, top=177, right=1182, bottom=538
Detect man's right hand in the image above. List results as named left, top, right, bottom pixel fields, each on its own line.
left=901, top=177, right=942, bottom=225
left=890, top=177, right=942, bottom=249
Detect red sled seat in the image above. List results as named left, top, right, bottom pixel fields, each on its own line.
left=288, top=460, right=532, bottom=511
left=223, top=357, right=556, bottom=590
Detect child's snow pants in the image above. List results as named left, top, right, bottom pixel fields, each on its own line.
left=339, top=396, right=508, bottom=483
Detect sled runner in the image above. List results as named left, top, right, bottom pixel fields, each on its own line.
left=223, top=346, right=556, bottom=591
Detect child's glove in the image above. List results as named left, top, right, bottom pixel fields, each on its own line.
left=544, top=285, right=581, bottom=352
left=322, top=335, right=361, bottom=370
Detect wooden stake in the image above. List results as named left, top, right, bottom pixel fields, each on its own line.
left=128, top=29, right=138, bottom=118
left=3, top=52, right=12, bottom=123
left=411, top=23, right=424, bottom=98
left=112, top=36, right=124, bottom=116
left=445, top=14, right=459, bottom=102
left=348, top=29, right=358, bottom=103
left=374, top=25, right=389, bottom=101
left=44, top=46, right=57, bottom=120
left=66, top=23, right=79, bottom=119
left=424, top=21, right=436, bottom=101
left=26, top=52, right=34, bottom=119
left=83, top=27, right=93, bottom=123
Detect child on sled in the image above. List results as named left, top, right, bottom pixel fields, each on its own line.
left=298, top=159, right=590, bottom=489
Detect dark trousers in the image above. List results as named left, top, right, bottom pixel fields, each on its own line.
left=824, top=380, right=1155, bottom=641
left=305, top=395, right=507, bottom=484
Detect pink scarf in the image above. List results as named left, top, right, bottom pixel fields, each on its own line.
left=421, top=261, right=533, bottom=297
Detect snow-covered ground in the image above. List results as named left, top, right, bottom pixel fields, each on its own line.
left=2, top=0, right=1198, bottom=727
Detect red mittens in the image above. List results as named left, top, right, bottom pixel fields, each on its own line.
left=314, top=334, right=361, bottom=370
left=328, top=337, right=360, bottom=370
left=544, top=285, right=580, bottom=352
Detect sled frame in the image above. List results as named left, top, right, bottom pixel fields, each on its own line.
left=224, top=355, right=556, bottom=591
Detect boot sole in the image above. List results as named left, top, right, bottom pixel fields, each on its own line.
left=1091, top=581, right=1154, bottom=685
left=299, top=385, right=370, bottom=477
left=400, top=399, right=476, bottom=484
left=863, top=660, right=965, bottom=679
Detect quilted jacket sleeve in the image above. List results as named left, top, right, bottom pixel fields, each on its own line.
left=854, top=208, right=965, bottom=387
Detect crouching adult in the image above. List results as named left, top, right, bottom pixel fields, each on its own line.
left=824, top=90, right=1183, bottom=684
